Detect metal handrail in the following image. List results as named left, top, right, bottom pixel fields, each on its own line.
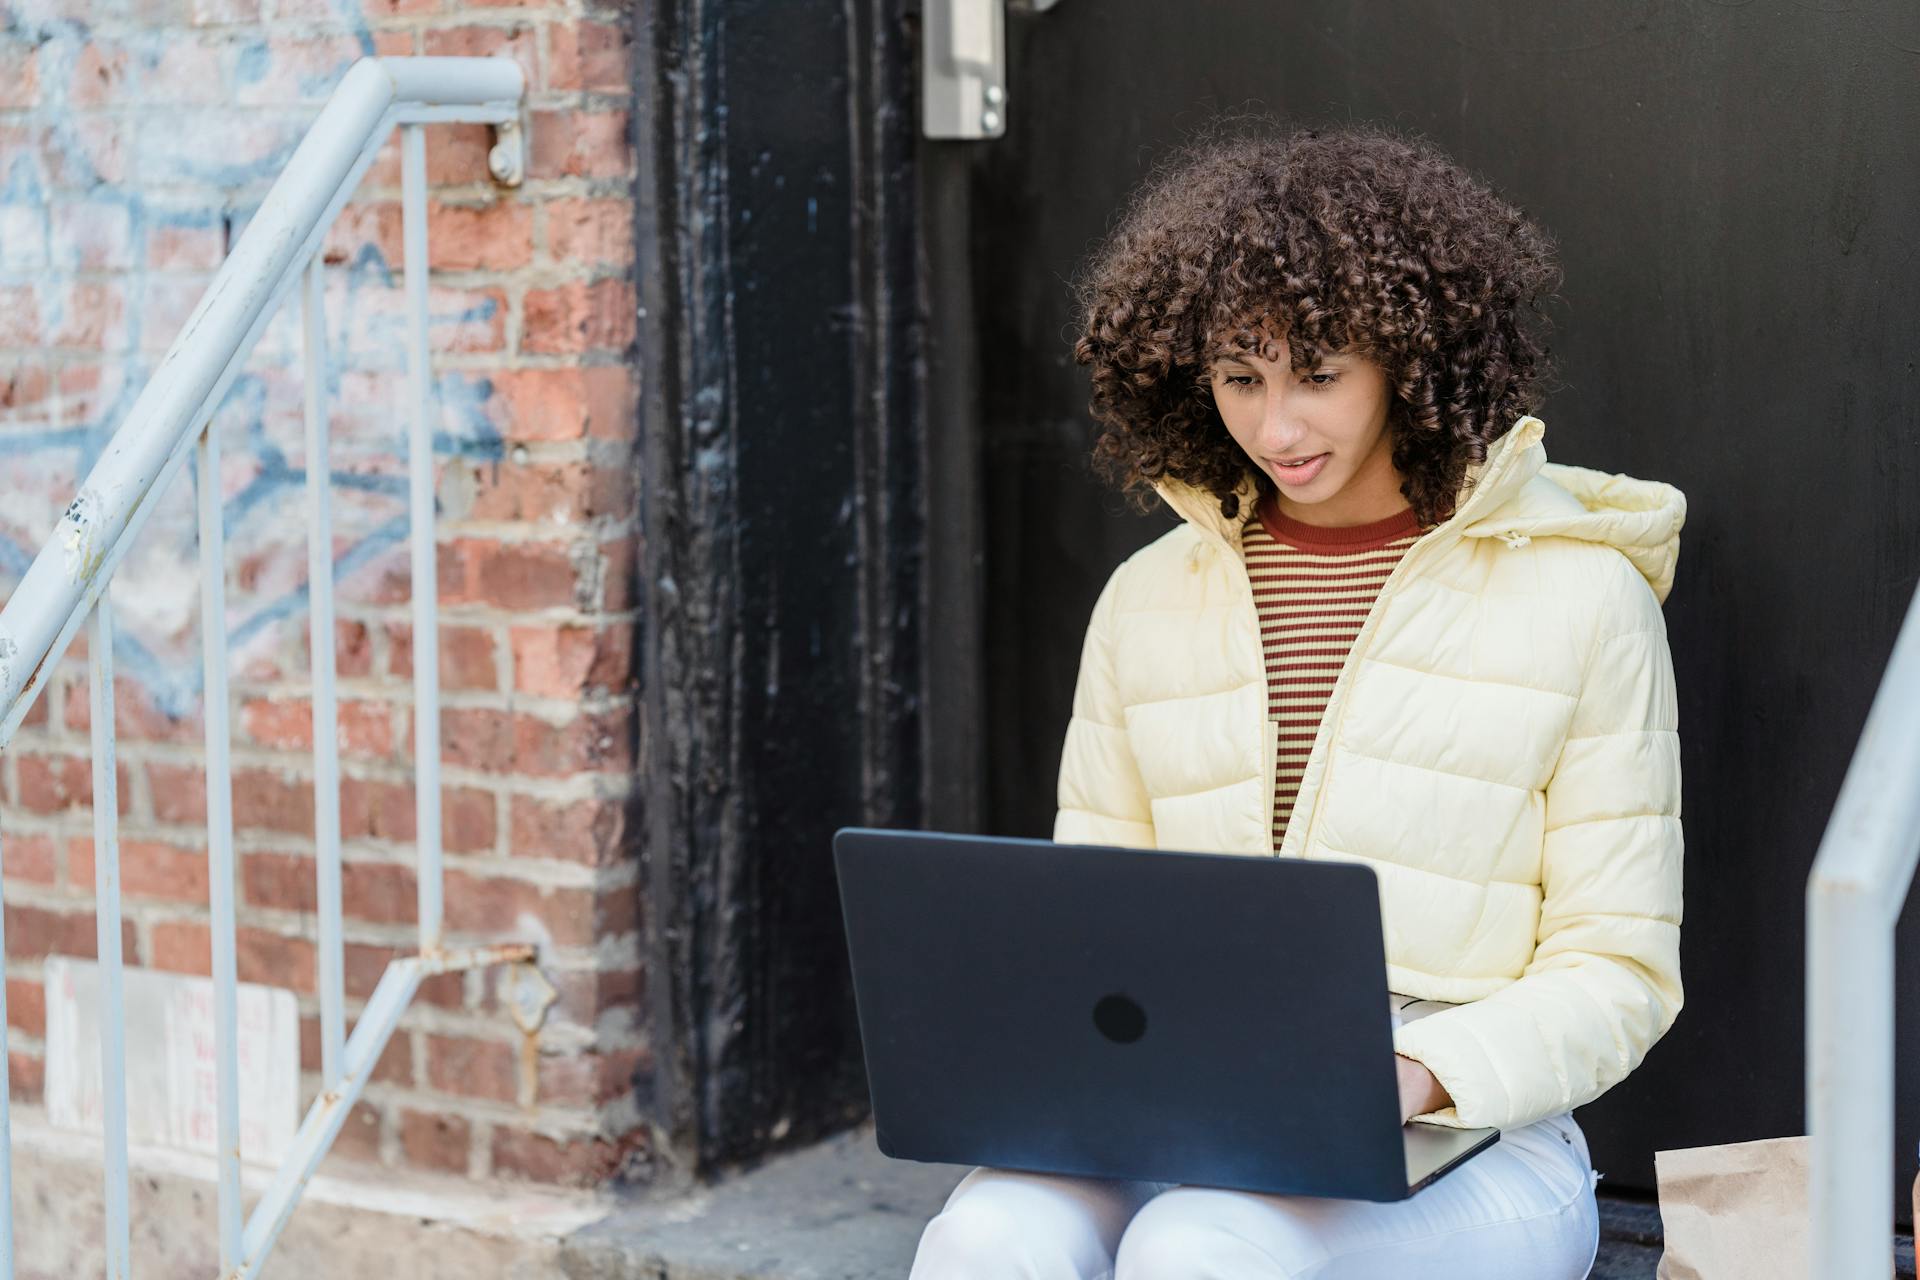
left=0, top=57, right=532, bottom=1280
left=1807, top=579, right=1920, bottom=1276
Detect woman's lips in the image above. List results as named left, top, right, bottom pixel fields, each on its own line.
left=1271, top=453, right=1329, bottom=486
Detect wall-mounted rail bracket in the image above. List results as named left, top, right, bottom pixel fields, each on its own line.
left=488, top=116, right=525, bottom=187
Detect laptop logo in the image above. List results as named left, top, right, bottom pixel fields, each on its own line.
left=1093, top=993, right=1147, bottom=1044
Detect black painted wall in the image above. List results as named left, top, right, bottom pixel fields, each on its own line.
left=636, top=0, right=929, bottom=1176
left=959, top=2, right=1920, bottom=1208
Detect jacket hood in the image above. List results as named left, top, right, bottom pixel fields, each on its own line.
left=1151, top=414, right=1688, bottom=604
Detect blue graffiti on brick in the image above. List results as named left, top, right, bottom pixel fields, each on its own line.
left=0, top=16, right=515, bottom=719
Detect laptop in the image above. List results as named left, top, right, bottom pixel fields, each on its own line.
left=831, top=827, right=1501, bottom=1201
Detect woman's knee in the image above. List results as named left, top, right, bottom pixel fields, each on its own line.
left=911, top=1169, right=1151, bottom=1280
left=1114, top=1192, right=1305, bottom=1280
left=912, top=1194, right=1047, bottom=1278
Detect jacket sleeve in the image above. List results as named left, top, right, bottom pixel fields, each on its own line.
left=1053, top=567, right=1157, bottom=849
left=1393, top=552, right=1684, bottom=1130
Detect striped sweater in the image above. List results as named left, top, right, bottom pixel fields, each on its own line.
left=1241, top=494, right=1426, bottom=845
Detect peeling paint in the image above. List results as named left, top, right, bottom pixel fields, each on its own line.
left=60, top=487, right=109, bottom=585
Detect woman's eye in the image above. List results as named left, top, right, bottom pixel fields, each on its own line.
left=1216, top=372, right=1334, bottom=393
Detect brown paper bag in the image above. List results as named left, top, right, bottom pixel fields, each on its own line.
left=1654, top=1134, right=1809, bottom=1280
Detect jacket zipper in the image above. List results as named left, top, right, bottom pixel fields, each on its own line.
left=1256, top=436, right=1536, bottom=862
left=1263, top=716, right=1280, bottom=851
left=1272, top=525, right=1443, bottom=860
left=1209, top=516, right=1434, bottom=858
left=1210, top=530, right=1282, bottom=851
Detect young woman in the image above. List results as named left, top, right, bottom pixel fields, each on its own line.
left=909, top=123, right=1686, bottom=1278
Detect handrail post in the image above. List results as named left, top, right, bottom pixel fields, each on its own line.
left=86, top=602, right=131, bottom=1280
left=1808, top=872, right=1895, bottom=1277
left=1806, top=577, right=1920, bottom=1277
left=401, top=123, right=445, bottom=956
left=197, top=424, right=244, bottom=1271
left=303, top=255, right=347, bottom=1092
left=0, top=826, right=16, bottom=1279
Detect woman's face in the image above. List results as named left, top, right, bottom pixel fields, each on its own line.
left=1206, top=333, right=1408, bottom=527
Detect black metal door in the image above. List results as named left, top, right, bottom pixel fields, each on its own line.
left=948, top=1, right=1920, bottom=1209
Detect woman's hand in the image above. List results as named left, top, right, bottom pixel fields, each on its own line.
left=1395, top=1054, right=1451, bottom=1123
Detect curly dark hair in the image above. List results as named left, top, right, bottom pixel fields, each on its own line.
left=1072, top=119, right=1563, bottom=528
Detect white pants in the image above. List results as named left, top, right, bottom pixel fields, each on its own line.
left=908, top=1112, right=1600, bottom=1279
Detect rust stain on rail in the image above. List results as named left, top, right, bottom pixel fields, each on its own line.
left=416, top=941, right=536, bottom=974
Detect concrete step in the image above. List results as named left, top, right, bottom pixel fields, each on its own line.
left=564, top=1121, right=1908, bottom=1279
left=7, top=1105, right=609, bottom=1277
left=16, top=1101, right=1914, bottom=1278
left=560, top=1123, right=961, bottom=1279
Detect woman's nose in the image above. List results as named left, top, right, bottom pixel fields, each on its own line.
left=1258, top=397, right=1310, bottom=451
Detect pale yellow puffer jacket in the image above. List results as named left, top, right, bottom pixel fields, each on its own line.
left=1054, top=414, right=1685, bottom=1133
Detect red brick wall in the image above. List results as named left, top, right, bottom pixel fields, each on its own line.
left=0, top=4, right=646, bottom=1187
